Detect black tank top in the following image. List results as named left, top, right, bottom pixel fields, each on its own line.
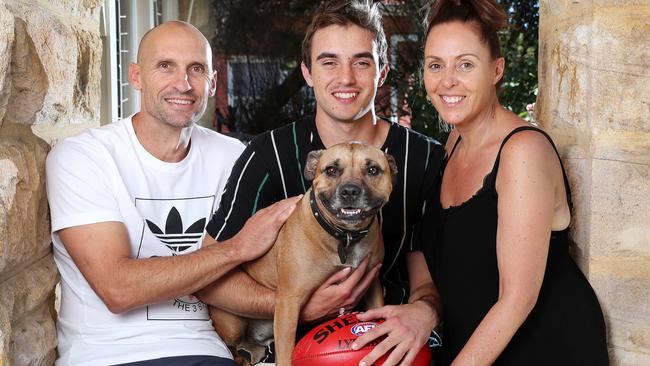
left=432, top=126, right=608, bottom=365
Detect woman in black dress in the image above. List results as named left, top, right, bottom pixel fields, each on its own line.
left=422, top=0, right=609, bottom=364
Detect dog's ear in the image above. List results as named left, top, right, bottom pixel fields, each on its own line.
left=385, top=152, right=399, bottom=183
left=304, top=149, right=324, bottom=181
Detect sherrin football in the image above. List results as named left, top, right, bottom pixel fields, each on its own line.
left=292, top=313, right=432, bottom=366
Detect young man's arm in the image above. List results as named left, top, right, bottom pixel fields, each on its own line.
left=352, top=139, right=446, bottom=366
left=196, top=248, right=380, bottom=321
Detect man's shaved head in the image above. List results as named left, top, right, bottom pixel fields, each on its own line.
left=137, top=21, right=212, bottom=69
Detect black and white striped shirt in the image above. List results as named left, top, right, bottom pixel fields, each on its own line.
left=206, top=116, right=444, bottom=305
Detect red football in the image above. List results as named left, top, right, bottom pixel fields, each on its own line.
left=292, top=313, right=432, bottom=366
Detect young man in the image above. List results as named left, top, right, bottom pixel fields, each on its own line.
left=46, top=21, right=299, bottom=366
left=200, top=1, right=445, bottom=365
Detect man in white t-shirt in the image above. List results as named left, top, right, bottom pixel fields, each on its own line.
left=46, top=21, right=300, bottom=366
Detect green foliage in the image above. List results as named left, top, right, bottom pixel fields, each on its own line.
left=499, top=0, right=539, bottom=116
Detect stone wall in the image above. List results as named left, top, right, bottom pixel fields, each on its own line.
left=538, top=0, right=650, bottom=364
left=0, top=0, right=102, bottom=365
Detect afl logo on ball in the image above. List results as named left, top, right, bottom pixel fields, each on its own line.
left=351, top=322, right=378, bottom=336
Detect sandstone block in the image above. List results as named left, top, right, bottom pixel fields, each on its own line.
left=591, top=71, right=650, bottom=133
left=83, top=0, right=104, bottom=9
left=591, top=262, right=650, bottom=316
left=55, top=0, right=103, bottom=14
left=590, top=7, right=650, bottom=133
left=0, top=256, right=59, bottom=322
left=590, top=159, right=650, bottom=257
left=537, top=2, right=593, bottom=134
left=0, top=158, right=19, bottom=229
left=0, top=325, right=7, bottom=366
left=72, top=26, right=102, bottom=120
left=610, top=348, right=650, bottom=366
left=592, top=131, right=650, bottom=167
left=0, top=4, right=14, bottom=127
left=2, top=1, right=103, bottom=137
left=0, top=257, right=58, bottom=365
left=591, top=258, right=650, bottom=355
left=4, top=2, right=76, bottom=127
left=542, top=127, right=591, bottom=161
left=537, top=30, right=591, bottom=131
left=540, top=0, right=591, bottom=23
left=595, top=280, right=650, bottom=353
left=0, top=137, right=50, bottom=274
left=9, top=303, right=57, bottom=366
left=3, top=17, right=47, bottom=126
left=0, top=255, right=58, bottom=366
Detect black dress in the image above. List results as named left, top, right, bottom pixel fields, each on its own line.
left=431, top=126, right=609, bottom=365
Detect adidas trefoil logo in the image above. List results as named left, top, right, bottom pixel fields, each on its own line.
left=145, top=207, right=206, bottom=255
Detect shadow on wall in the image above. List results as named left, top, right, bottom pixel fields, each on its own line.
left=0, top=12, right=59, bottom=366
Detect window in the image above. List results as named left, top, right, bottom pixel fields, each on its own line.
left=225, top=57, right=314, bottom=131
left=227, top=57, right=286, bottom=106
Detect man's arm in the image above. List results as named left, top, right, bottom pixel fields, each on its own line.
left=195, top=235, right=276, bottom=319
left=197, top=137, right=285, bottom=318
left=59, top=196, right=300, bottom=314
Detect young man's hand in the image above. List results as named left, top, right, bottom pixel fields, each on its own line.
left=300, top=257, right=381, bottom=323
left=352, top=300, right=437, bottom=366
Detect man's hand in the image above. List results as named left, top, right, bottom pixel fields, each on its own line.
left=300, top=257, right=381, bottom=323
left=230, top=195, right=302, bottom=262
left=352, top=300, right=438, bottom=366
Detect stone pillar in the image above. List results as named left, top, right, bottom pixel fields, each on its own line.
left=538, top=1, right=650, bottom=364
left=0, top=1, right=102, bottom=365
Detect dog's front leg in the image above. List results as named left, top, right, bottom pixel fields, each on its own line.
left=210, top=305, right=247, bottom=347
left=273, top=293, right=304, bottom=366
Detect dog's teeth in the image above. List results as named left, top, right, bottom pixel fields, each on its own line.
left=341, top=208, right=362, bottom=215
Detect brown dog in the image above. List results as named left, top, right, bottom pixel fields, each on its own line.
left=211, top=141, right=397, bottom=366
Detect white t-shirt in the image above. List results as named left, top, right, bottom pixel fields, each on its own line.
left=46, top=116, right=245, bottom=365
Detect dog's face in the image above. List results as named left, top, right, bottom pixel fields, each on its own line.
left=304, top=142, right=398, bottom=230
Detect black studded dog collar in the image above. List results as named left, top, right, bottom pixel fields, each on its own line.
left=309, top=189, right=374, bottom=264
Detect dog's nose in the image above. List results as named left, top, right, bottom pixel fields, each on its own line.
left=339, top=183, right=361, bottom=200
